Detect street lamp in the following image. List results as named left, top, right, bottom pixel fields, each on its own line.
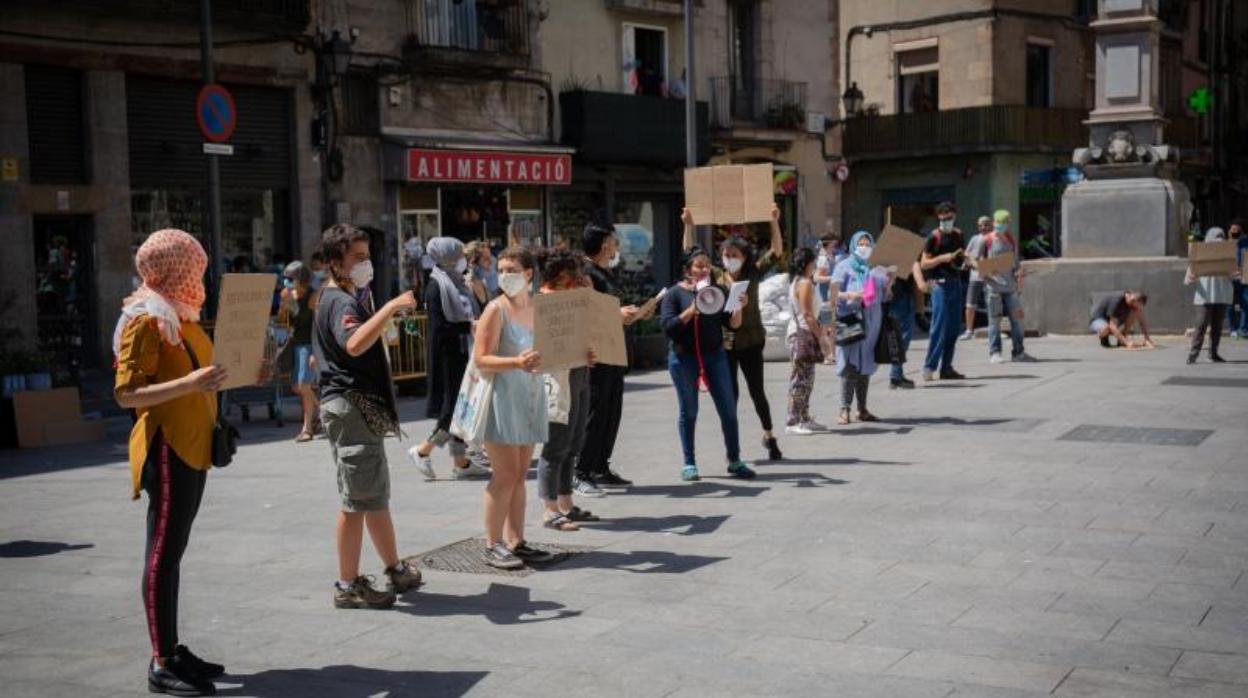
left=842, top=82, right=864, bottom=119
left=322, top=30, right=353, bottom=80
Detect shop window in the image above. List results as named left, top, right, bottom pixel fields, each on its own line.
left=1026, top=41, right=1054, bottom=108
left=25, top=65, right=87, bottom=184
left=615, top=197, right=678, bottom=303
left=622, top=23, right=668, bottom=96
left=509, top=187, right=543, bottom=248
left=130, top=188, right=291, bottom=272
left=399, top=185, right=440, bottom=292
left=551, top=191, right=605, bottom=252
left=896, top=45, right=939, bottom=113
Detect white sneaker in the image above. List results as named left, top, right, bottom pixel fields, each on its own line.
left=989, top=352, right=1004, bottom=364
left=451, top=460, right=491, bottom=479
left=572, top=476, right=606, bottom=498
left=785, top=423, right=816, bottom=436
left=958, top=330, right=974, bottom=341
left=408, top=447, right=436, bottom=481
left=922, top=369, right=935, bottom=382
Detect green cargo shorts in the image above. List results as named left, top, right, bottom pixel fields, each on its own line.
left=321, top=396, right=390, bottom=512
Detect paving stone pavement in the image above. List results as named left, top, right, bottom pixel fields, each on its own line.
left=1, top=335, right=1247, bottom=697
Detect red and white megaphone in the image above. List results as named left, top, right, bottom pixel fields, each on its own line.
left=694, top=277, right=727, bottom=314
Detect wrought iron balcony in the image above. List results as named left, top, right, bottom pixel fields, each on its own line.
left=407, top=0, right=530, bottom=60
left=708, top=77, right=808, bottom=131
left=559, top=90, right=709, bottom=166
left=12, top=0, right=311, bottom=32
left=842, top=106, right=1088, bottom=159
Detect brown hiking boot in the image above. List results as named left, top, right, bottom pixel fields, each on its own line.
left=384, top=560, right=423, bottom=594
left=333, top=576, right=396, bottom=610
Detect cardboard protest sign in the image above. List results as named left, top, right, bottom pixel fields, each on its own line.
left=683, top=163, right=775, bottom=225
left=214, top=273, right=277, bottom=390
left=871, top=225, right=926, bottom=279
left=587, top=291, right=628, bottom=367
left=534, top=288, right=593, bottom=370
left=1189, top=241, right=1237, bottom=277
left=976, top=251, right=1016, bottom=278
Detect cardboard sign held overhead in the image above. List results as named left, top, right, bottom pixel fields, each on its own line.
left=870, top=225, right=926, bottom=279
left=683, top=164, right=775, bottom=225
left=214, top=273, right=277, bottom=390
left=1189, top=241, right=1238, bottom=277
left=534, top=288, right=593, bottom=371
left=976, top=251, right=1016, bottom=279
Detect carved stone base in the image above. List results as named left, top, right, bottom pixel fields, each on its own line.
left=1060, top=177, right=1190, bottom=258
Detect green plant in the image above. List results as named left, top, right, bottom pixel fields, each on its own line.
left=764, top=100, right=805, bottom=129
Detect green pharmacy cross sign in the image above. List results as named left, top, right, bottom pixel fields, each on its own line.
left=1187, top=87, right=1212, bottom=115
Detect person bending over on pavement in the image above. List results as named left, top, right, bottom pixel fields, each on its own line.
left=682, top=203, right=785, bottom=461
left=1089, top=290, right=1154, bottom=349
left=475, top=247, right=558, bottom=570
left=114, top=229, right=266, bottom=696
left=959, top=215, right=991, bottom=341
left=576, top=223, right=649, bottom=493
left=314, top=224, right=423, bottom=611
left=536, top=250, right=601, bottom=531
left=976, top=210, right=1034, bottom=364
left=832, top=231, right=895, bottom=424
left=785, top=247, right=828, bottom=435
left=1186, top=226, right=1238, bottom=364
left=661, top=247, right=756, bottom=483
left=920, top=201, right=968, bottom=381
left=407, top=237, right=491, bottom=481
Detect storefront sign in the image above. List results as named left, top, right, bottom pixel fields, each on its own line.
left=2, top=157, right=18, bottom=182
left=406, top=149, right=571, bottom=185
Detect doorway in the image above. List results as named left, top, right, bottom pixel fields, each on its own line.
left=33, top=215, right=97, bottom=372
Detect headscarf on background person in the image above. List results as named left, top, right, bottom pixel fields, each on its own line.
left=112, top=228, right=208, bottom=356
left=848, top=230, right=875, bottom=286
left=426, top=236, right=478, bottom=323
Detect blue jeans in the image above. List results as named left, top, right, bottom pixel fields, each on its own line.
left=924, top=278, right=963, bottom=373
left=1227, top=281, right=1248, bottom=334
left=986, top=290, right=1025, bottom=357
left=889, top=290, right=915, bottom=381
left=668, top=348, right=740, bottom=466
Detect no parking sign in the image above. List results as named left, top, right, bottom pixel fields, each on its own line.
left=196, top=84, right=237, bottom=143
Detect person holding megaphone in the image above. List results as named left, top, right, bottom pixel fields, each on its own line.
left=660, top=247, right=757, bottom=483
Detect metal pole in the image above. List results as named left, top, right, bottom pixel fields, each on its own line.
left=684, top=0, right=696, bottom=168
left=199, top=0, right=224, bottom=309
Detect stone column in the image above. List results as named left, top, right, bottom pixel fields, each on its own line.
left=87, top=70, right=132, bottom=365
left=0, top=63, right=37, bottom=353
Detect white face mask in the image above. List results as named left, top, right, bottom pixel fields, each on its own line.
left=607, top=251, right=621, bottom=269
left=498, top=271, right=528, bottom=298
left=349, top=259, right=374, bottom=288
left=455, top=257, right=468, bottom=274
left=938, top=218, right=955, bottom=232
left=723, top=257, right=744, bottom=273
left=854, top=245, right=873, bottom=260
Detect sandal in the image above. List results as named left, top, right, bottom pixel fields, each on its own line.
left=566, top=506, right=600, bottom=522
left=543, top=513, right=579, bottom=531
left=837, top=409, right=851, bottom=425
left=294, top=430, right=314, bottom=443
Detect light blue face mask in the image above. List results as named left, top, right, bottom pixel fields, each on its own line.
left=994, top=223, right=1007, bottom=233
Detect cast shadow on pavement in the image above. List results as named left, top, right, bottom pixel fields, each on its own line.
left=395, top=583, right=581, bottom=625
left=776, top=457, right=910, bottom=467
left=882, top=416, right=1014, bottom=427
left=578, top=513, right=730, bottom=535
left=0, top=540, right=94, bottom=558
left=920, top=383, right=985, bottom=389
left=705, top=472, right=847, bottom=487
left=619, top=482, right=771, bottom=498
left=967, top=374, right=1040, bottom=380
left=827, top=426, right=914, bottom=436
left=218, top=666, right=488, bottom=697
left=546, top=548, right=729, bottom=574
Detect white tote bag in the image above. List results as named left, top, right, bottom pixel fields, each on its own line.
left=450, top=358, right=495, bottom=444
left=544, top=370, right=571, bottom=425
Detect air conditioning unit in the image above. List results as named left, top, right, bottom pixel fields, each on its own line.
left=805, top=111, right=827, bottom=134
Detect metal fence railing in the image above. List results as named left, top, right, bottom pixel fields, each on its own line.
left=409, top=0, right=529, bottom=55
left=708, top=76, right=808, bottom=130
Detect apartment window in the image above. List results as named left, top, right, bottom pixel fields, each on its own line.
left=1026, top=41, right=1053, bottom=108
left=340, top=71, right=379, bottom=136
left=25, top=65, right=87, bottom=184
left=622, top=23, right=668, bottom=96
left=896, top=45, right=938, bottom=113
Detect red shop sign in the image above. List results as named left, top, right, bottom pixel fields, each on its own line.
left=406, top=148, right=572, bottom=185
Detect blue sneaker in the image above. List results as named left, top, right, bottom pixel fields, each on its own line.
left=727, top=461, right=756, bottom=479
left=680, top=464, right=700, bottom=482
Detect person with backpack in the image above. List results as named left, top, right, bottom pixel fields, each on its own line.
left=975, top=210, right=1035, bottom=363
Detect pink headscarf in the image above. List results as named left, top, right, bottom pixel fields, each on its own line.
left=113, top=229, right=208, bottom=354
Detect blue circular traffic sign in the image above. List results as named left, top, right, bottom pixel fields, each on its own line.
left=196, top=84, right=236, bottom=143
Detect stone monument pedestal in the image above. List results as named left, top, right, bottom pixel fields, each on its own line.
left=1061, top=177, right=1189, bottom=258
left=1020, top=257, right=1191, bottom=335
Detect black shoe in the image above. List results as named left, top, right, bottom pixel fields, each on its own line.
left=174, top=645, right=224, bottom=680
left=1187, top=353, right=1198, bottom=364
left=511, top=541, right=555, bottom=563
left=763, top=436, right=783, bottom=461
left=595, top=470, right=633, bottom=487
left=939, top=370, right=966, bottom=380
left=1100, top=336, right=1112, bottom=348
left=1211, top=354, right=1226, bottom=363
left=890, top=377, right=915, bottom=390
left=149, top=656, right=216, bottom=696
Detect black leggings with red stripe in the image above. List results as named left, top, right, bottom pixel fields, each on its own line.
left=141, top=431, right=206, bottom=658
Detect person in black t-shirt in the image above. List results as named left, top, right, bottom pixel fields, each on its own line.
left=313, top=224, right=422, bottom=611
left=576, top=223, right=651, bottom=491
left=919, top=201, right=968, bottom=381
left=1089, top=290, right=1154, bottom=349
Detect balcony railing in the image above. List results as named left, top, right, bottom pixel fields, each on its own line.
left=408, top=0, right=529, bottom=56
left=22, top=0, right=310, bottom=32
left=559, top=90, right=709, bottom=166
left=708, top=77, right=808, bottom=131
left=843, top=106, right=1088, bottom=159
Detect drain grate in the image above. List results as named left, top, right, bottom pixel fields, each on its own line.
left=1162, top=376, right=1248, bottom=388
left=407, top=537, right=596, bottom=578
left=1058, top=424, right=1213, bottom=447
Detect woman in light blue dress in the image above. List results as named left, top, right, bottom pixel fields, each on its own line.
left=831, top=230, right=894, bottom=424
left=472, top=247, right=551, bottom=570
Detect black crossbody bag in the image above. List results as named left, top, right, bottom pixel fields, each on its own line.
left=184, top=343, right=239, bottom=468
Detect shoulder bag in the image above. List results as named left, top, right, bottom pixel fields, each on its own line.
left=184, top=342, right=239, bottom=468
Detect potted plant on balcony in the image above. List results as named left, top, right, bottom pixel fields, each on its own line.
left=764, top=100, right=805, bottom=130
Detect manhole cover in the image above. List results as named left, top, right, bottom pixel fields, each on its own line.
left=1058, top=424, right=1213, bottom=447
left=1162, top=376, right=1248, bottom=388
left=407, top=537, right=596, bottom=577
